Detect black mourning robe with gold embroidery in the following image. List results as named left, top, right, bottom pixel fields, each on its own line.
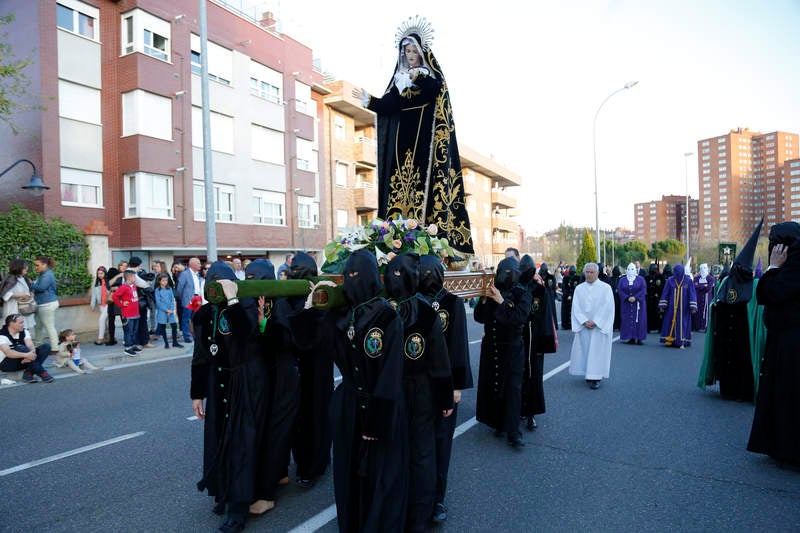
left=368, top=50, right=473, bottom=254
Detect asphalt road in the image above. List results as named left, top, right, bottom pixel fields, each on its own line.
left=2, top=312, right=799, bottom=532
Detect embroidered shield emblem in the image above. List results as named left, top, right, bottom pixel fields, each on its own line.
left=217, top=311, right=232, bottom=336
left=726, top=288, right=738, bottom=304
left=531, top=297, right=542, bottom=313
left=438, top=310, right=449, bottom=332
left=388, top=299, right=399, bottom=310
left=363, top=327, right=384, bottom=358
left=405, top=333, right=425, bottom=360
left=263, top=299, right=273, bottom=319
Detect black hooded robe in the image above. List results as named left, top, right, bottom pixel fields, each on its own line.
left=475, top=260, right=532, bottom=439
left=561, top=270, right=579, bottom=330
left=646, top=266, right=664, bottom=333
left=520, top=279, right=557, bottom=418
left=747, top=222, right=800, bottom=466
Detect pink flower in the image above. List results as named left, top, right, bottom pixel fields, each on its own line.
left=406, top=219, right=419, bottom=230
left=427, top=223, right=438, bottom=236
left=387, top=252, right=397, bottom=261
left=392, top=239, right=403, bottom=250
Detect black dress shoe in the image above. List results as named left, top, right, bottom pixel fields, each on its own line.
left=626, top=339, right=636, bottom=345
left=526, top=416, right=537, bottom=431
left=431, top=502, right=448, bottom=523
left=508, top=434, right=525, bottom=449
left=218, top=517, right=245, bottom=533
left=296, top=476, right=315, bottom=489
left=590, top=380, right=601, bottom=390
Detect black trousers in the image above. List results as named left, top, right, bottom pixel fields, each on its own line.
left=404, top=373, right=436, bottom=533
left=433, top=400, right=458, bottom=505
left=0, top=343, right=51, bottom=375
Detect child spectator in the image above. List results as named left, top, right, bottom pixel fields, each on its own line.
left=155, top=274, right=183, bottom=349
left=55, top=329, right=98, bottom=374
left=112, top=270, right=141, bottom=356
left=89, top=266, right=109, bottom=345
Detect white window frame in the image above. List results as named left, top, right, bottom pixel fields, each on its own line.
left=123, top=172, right=174, bottom=219
left=294, top=81, right=314, bottom=117
left=192, top=107, right=234, bottom=154
left=190, top=34, right=233, bottom=85
left=336, top=209, right=348, bottom=230
left=122, top=90, right=172, bottom=141
left=193, top=181, right=235, bottom=222
left=250, top=124, right=284, bottom=164
left=57, top=0, right=99, bottom=41
left=334, top=116, right=345, bottom=140
left=297, top=196, right=319, bottom=228
left=295, top=138, right=318, bottom=172
left=59, top=80, right=101, bottom=125
left=60, top=167, right=102, bottom=208
left=252, top=189, right=285, bottom=226
left=249, top=61, right=281, bottom=103
left=121, top=9, right=171, bottom=62
left=335, top=161, right=348, bottom=187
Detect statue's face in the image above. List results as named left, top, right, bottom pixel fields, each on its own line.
left=404, top=43, right=421, bottom=67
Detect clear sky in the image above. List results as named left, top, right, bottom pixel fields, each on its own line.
left=271, top=0, right=800, bottom=236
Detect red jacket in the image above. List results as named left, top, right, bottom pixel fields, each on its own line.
left=112, top=284, right=140, bottom=319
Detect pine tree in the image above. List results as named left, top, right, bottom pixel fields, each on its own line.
left=576, top=229, right=597, bottom=273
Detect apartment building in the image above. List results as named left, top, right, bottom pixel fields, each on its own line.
left=634, top=195, right=700, bottom=245
left=1, top=0, right=327, bottom=271
left=697, top=127, right=798, bottom=241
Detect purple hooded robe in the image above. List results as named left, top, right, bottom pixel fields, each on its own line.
left=692, top=268, right=715, bottom=331
left=618, top=267, right=648, bottom=342
left=659, top=264, right=698, bottom=347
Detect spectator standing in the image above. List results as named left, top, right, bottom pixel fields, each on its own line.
left=105, top=260, right=128, bottom=346
left=129, top=257, right=155, bottom=349
left=30, top=255, right=59, bottom=351
left=154, top=274, right=183, bottom=349
left=171, top=261, right=184, bottom=329
left=112, top=270, right=141, bottom=356
left=176, top=257, right=202, bottom=343
left=89, top=266, right=109, bottom=345
left=231, top=257, right=246, bottom=280
left=1, top=258, right=37, bottom=332
left=0, top=313, right=54, bottom=383
left=276, top=253, right=293, bottom=280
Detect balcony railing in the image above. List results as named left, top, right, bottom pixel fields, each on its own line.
left=353, top=181, right=378, bottom=211
left=492, top=214, right=518, bottom=233
left=491, top=189, right=517, bottom=209
left=354, top=137, right=377, bottom=166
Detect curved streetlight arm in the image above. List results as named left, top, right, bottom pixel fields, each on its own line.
left=0, top=158, right=50, bottom=196
left=593, top=81, right=638, bottom=263
left=0, top=158, right=36, bottom=179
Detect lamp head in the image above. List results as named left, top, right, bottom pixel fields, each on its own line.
left=21, top=173, right=50, bottom=197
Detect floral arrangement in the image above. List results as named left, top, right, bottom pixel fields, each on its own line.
left=322, top=217, right=455, bottom=274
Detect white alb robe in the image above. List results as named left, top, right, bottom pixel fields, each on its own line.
left=569, top=279, right=615, bottom=380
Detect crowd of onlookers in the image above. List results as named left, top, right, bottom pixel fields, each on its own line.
left=0, top=252, right=302, bottom=381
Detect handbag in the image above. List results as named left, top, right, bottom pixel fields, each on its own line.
left=18, top=296, right=38, bottom=315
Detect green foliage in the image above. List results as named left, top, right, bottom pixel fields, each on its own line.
left=0, top=13, right=44, bottom=135
left=0, top=205, right=91, bottom=297
left=616, top=240, right=648, bottom=267
left=575, top=229, right=597, bottom=273
left=647, top=239, right=686, bottom=265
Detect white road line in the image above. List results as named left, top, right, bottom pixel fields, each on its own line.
left=290, top=337, right=577, bottom=532
left=469, top=340, right=481, bottom=345
left=103, top=353, right=192, bottom=371
left=0, top=431, right=146, bottom=477
left=187, top=416, right=199, bottom=421
left=287, top=504, right=338, bottom=533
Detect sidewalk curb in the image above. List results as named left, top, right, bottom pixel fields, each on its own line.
left=1, top=341, right=192, bottom=387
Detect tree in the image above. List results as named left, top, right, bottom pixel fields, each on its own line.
left=575, top=229, right=597, bottom=273
left=0, top=13, right=42, bottom=135
left=0, top=205, right=91, bottom=297
left=616, top=240, right=648, bottom=267
left=647, top=239, right=686, bottom=265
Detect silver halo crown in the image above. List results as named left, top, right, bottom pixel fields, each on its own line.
left=395, top=15, right=435, bottom=51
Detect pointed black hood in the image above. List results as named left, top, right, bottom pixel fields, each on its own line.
left=519, top=255, right=536, bottom=284
left=715, top=218, right=762, bottom=304
left=384, top=253, right=420, bottom=301
left=290, top=252, right=318, bottom=280
left=342, top=249, right=382, bottom=305
left=418, top=254, right=444, bottom=297
left=206, top=260, right=236, bottom=282
left=245, top=258, right=275, bottom=281
left=768, top=221, right=800, bottom=268
left=494, top=257, right=520, bottom=291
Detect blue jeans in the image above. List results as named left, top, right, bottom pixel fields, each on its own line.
left=123, top=317, right=139, bottom=348
left=0, top=343, right=51, bottom=375
left=180, top=309, right=193, bottom=341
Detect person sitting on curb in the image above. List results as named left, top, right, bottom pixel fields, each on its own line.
left=0, top=313, right=54, bottom=383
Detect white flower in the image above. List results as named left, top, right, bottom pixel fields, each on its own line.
left=427, top=223, right=438, bottom=236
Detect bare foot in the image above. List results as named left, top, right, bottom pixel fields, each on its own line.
left=278, top=476, right=289, bottom=485
left=249, top=499, right=275, bottom=515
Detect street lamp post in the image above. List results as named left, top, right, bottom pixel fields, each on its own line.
left=0, top=159, right=50, bottom=196
left=684, top=152, right=693, bottom=266
left=593, top=81, right=639, bottom=262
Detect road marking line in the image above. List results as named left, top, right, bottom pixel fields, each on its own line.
left=187, top=416, right=199, bottom=421
left=0, top=431, right=146, bottom=477
left=103, top=353, right=192, bottom=371
left=469, top=340, right=481, bottom=345
left=287, top=504, right=338, bottom=533
left=290, top=338, right=575, bottom=532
